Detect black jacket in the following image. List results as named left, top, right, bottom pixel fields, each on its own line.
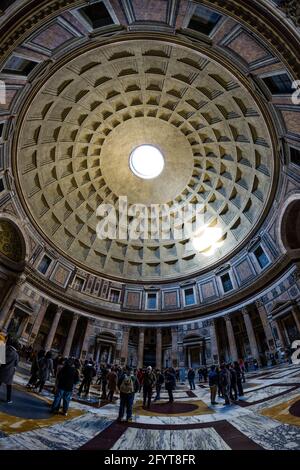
left=165, top=370, right=176, bottom=390
left=57, top=364, right=79, bottom=392
left=82, top=364, right=96, bottom=381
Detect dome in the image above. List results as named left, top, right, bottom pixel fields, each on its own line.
left=16, top=40, right=274, bottom=281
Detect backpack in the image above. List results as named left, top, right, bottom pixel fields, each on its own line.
left=120, top=374, right=134, bottom=394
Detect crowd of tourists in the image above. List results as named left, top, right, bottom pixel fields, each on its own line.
left=0, top=335, right=178, bottom=420
left=0, top=332, right=294, bottom=422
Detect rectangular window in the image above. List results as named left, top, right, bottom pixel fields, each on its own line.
left=80, top=2, right=114, bottom=29
left=184, top=287, right=195, bottom=305
left=110, top=289, right=120, bottom=303
left=37, top=255, right=52, bottom=275
left=254, top=246, right=269, bottom=269
left=147, top=293, right=157, bottom=310
left=290, top=147, right=300, bottom=167
left=221, top=273, right=233, bottom=293
left=73, top=277, right=84, bottom=291
left=3, top=55, right=38, bottom=76
left=188, top=5, right=222, bottom=35
left=262, top=73, right=293, bottom=95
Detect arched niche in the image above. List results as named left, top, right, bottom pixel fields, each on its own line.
left=0, top=218, right=26, bottom=270
left=281, top=199, right=300, bottom=251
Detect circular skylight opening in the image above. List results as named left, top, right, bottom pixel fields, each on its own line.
left=129, top=145, right=164, bottom=179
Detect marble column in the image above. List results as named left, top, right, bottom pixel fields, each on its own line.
left=95, top=342, right=101, bottom=363
left=242, top=308, right=261, bottom=364
left=291, top=306, right=300, bottom=334
left=273, top=319, right=286, bottom=347
left=80, top=318, right=95, bottom=360
left=63, top=314, right=79, bottom=357
left=44, top=306, right=63, bottom=351
left=0, top=274, right=27, bottom=330
left=255, top=301, right=275, bottom=351
left=137, top=327, right=145, bottom=368
left=156, top=328, right=162, bottom=369
left=224, top=315, right=238, bottom=362
left=209, top=319, right=219, bottom=364
left=280, top=318, right=291, bottom=345
left=120, top=327, right=130, bottom=365
left=19, top=315, right=31, bottom=339
left=29, top=299, right=50, bottom=343
left=108, top=345, right=112, bottom=364
left=171, top=327, right=178, bottom=368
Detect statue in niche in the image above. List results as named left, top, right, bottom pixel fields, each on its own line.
left=101, top=349, right=108, bottom=363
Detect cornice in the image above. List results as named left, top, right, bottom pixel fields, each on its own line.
left=24, top=253, right=294, bottom=323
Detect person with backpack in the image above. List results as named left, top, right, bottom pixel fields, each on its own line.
left=154, top=369, right=164, bottom=401
left=187, top=368, right=196, bottom=390
left=164, top=367, right=176, bottom=403
left=51, top=358, right=79, bottom=416
left=78, top=360, right=96, bottom=398
left=117, top=367, right=137, bottom=422
left=143, top=366, right=156, bottom=409
left=35, top=351, right=53, bottom=393
left=208, top=365, right=219, bottom=405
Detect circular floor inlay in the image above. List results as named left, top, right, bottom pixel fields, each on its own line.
left=289, top=400, right=300, bottom=417
left=129, top=145, right=164, bottom=180
left=149, top=402, right=198, bottom=414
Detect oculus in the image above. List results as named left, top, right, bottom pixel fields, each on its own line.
left=129, top=145, right=165, bottom=180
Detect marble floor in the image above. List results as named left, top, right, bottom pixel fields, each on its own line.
left=0, top=363, right=300, bottom=450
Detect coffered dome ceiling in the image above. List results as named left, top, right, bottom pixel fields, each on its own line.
left=16, top=39, right=274, bottom=282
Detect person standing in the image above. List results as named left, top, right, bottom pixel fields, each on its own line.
left=234, top=361, right=244, bottom=397
left=117, top=367, right=135, bottom=422
left=216, top=366, right=223, bottom=398
left=229, top=364, right=238, bottom=401
left=154, top=369, right=164, bottom=401
left=142, top=366, right=156, bottom=409
left=220, top=363, right=231, bottom=405
left=78, top=360, right=96, bottom=397
left=137, top=368, right=144, bottom=392
left=107, top=366, right=117, bottom=402
left=187, top=368, right=196, bottom=390
left=27, top=349, right=45, bottom=389
left=100, top=365, right=108, bottom=400
left=202, top=366, right=208, bottom=382
left=198, top=367, right=202, bottom=383
left=0, top=336, right=19, bottom=404
left=51, top=358, right=79, bottom=416
left=165, top=367, right=176, bottom=404
left=239, top=359, right=246, bottom=383
left=208, top=365, right=219, bottom=405
left=35, top=351, right=53, bottom=394
left=54, top=357, right=65, bottom=394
